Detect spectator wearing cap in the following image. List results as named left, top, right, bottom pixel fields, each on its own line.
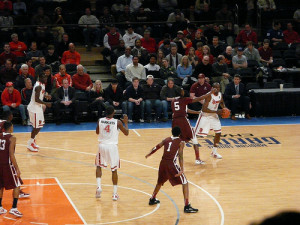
left=88, top=80, right=106, bottom=118
left=224, top=74, right=251, bottom=120
left=235, top=24, right=258, bottom=45
left=189, top=73, right=211, bottom=111
left=78, top=8, right=101, bottom=47
left=232, top=47, right=248, bottom=70
left=160, top=58, right=177, bottom=82
left=212, top=55, right=230, bottom=94
left=173, top=30, right=187, bottom=55
left=131, top=39, right=149, bottom=65
left=9, top=33, right=27, bottom=58
left=144, top=54, right=161, bottom=78
left=140, top=30, right=156, bottom=54
left=15, top=64, right=35, bottom=91
left=53, top=64, right=72, bottom=88
left=0, top=43, right=17, bottom=67
left=34, top=56, right=51, bottom=79
left=0, top=59, right=17, bottom=89
left=26, top=42, right=43, bottom=66
left=223, top=46, right=233, bottom=68
left=104, top=80, right=124, bottom=110
left=61, top=43, right=81, bottom=65
left=72, top=64, right=93, bottom=93
left=258, top=39, right=273, bottom=67
left=1, top=82, right=27, bottom=125
left=21, top=78, right=33, bottom=106
left=193, top=29, right=208, bottom=48
left=243, top=41, right=261, bottom=65
left=283, top=22, right=300, bottom=44
left=166, top=44, right=183, bottom=70
left=123, top=25, right=142, bottom=48
left=102, top=25, right=123, bottom=61
left=192, top=55, right=212, bottom=80
left=143, top=75, right=164, bottom=123
left=116, top=47, right=133, bottom=87
left=125, top=56, right=146, bottom=84
left=45, top=45, right=59, bottom=64
left=266, top=22, right=284, bottom=46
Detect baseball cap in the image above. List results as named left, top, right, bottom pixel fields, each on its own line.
left=6, top=82, right=13, bottom=87
left=177, top=30, right=184, bottom=34
left=147, top=75, right=154, bottom=79
left=237, top=47, right=243, bottom=51
left=198, top=73, right=205, bottom=79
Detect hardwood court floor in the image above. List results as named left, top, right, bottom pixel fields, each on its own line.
left=1, top=124, right=299, bottom=225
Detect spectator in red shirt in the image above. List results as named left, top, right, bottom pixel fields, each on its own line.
left=140, top=30, right=156, bottom=53
left=235, top=24, right=258, bottom=45
left=53, top=64, right=72, bottom=88
left=61, top=43, right=81, bottom=65
left=0, top=0, right=12, bottom=12
left=1, top=81, right=27, bottom=125
left=258, top=39, right=273, bottom=67
left=198, top=45, right=214, bottom=64
left=283, top=22, right=300, bottom=44
left=9, top=33, right=27, bottom=57
left=0, top=43, right=17, bottom=67
left=72, top=64, right=93, bottom=92
left=19, top=58, right=35, bottom=78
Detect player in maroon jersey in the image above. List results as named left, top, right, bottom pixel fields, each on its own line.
left=0, top=122, right=23, bottom=217
left=145, top=127, right=198, bottom=213
left=171, top=88, right=213, bottom=165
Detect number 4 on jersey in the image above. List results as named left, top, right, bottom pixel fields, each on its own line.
left=104, top=125, right=110, bottom=133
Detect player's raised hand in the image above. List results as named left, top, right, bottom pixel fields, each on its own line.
left=145, top=153, right=151, bottom=159
left=121, top=114, right=128, bottom=124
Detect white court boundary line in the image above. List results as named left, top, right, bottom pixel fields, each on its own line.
left=18, top=143, right=224, bottom=225
left=132, top=129, right=141, bottom=137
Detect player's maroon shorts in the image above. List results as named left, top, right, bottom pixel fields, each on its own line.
left=172, top=117, right=194, bottom=142
left=157, top=159, right=187, bottom=186
left=0, top=163, right=21, bottom=190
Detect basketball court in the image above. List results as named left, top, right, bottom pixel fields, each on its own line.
left=0, top=118, right=299, bottom=225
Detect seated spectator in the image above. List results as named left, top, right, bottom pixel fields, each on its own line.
left=111, top=40, right=126, bottom=65
left=116, top=47, right=133, bottom=88
left=53, top=64, right=72, bottom=88
left=118, top=5, right=136, bottom=25
left=13, top=0, right=27, bottom=15
left=61, top=43, right=81, bottom=65
left=177, top=56, right=193, bottom=85
left=104, top=79, right=124, bottom=110
left=72, top=64, right=93, bottom=93
left=160, top=77, right=181, bottom=119
left=166, top=44, right=183, bottom=69
left=9, top=33, right=27, bottom=58
left=224, top=74, right=251, bottom=120
left=243, top=41, right=261, bottom=65
left=88, top=80, right=106, bottom=118
left=1, top=82, right=26, bottom=125
left=54, top=79, right=79, bottom=125
left=125, top=56, right=146, bottom=84
left=195, top=42, right=203, bottom=58
left=189, top=73, right=211, bottom=111
left=102, top=25, right=123, bottom=62
left=258, top=39, right=273, bottom=67
left=123, top=77, right=145, bottom=122
left=193, top=29, right=208, bottom=48
left=212, top=55, right=230, bottom=94
left=223, top=46, right=233, bottom=68
left=210, top=36, right=224, bottom=58
left=131, top=39, right=148, bottom=65
left=43, top=66, right=53, bottom=95
left=35, top=56, right=51, bottom=79
left=15, top=64, right=35, bottom=91
left=56, top=33, right=70, bottom=57
left=183, top=23, right=196, bottom=40
left=283, top=22, right=300, bottom=44
left=140, top=30, right=156, bottom=54
left=0, top=59, right=17, bottom=89
left=173, top=30, right=187, bottom=55
left=99, top=7, right=115, bottom=38
left=157, top=49, right=165, bottom=67
left=205, top=24, right=226, bottom=44
left=143, top=75, right=164, bottom=122
left=0, top=43, right=17, bottom=67
left=198, top=45, right=214, bottom=64
left=52, top=7, right=65, bottom=43
left=159, top=40, right=171, bottom=57
left=232, top=47, right=248, bottom=71
left=20, top=78, right=33, bottom=105
left=184, top=35, right=193, bottom=55
left=78, top=8, right=100, bottom=47
left=266, top=22, right=284, bottom=46
left=216, top=4, right=233, bottom=23
left=187, top=47, right=199, bottom=68
left=235, top=24, right=258, bottom=45
left=0, top=10, right=14, bottom=43
left=135, top=7, right=152, bottom=35
left=144, top=54, right=160, bottom=78
left=160, top=58, right=177, bottom=82
left=31, top=7, right=51, bottom=42
left=45, top=45, right=59, bottom=64
left=192, top=55, right=212, bottom=80
left=123, top=25, right=142, bottom=48
left=26, top=42, right=43, bottom=66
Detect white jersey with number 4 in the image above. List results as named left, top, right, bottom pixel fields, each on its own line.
left=27, top=81, right=45, bottom=113
left=207, top=92, right=222, bottom=112
left=98, top=117, right=119, bottom=145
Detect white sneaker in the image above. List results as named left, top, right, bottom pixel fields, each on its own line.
left=9, top=208, right=23, bottom=217
left=0, top=207, right=7, bottom=215
left=33, top=140, right=40, bottom=149
left=128, top=119, right=133, bottom=123
left=95, top=187, right=102, bottom=198
left=139, top=119, right=144, bottom=123
left=19, top=191, right=30, bottom=198
left=112, top=193, right=119, bottom=201
left=27, top=140, right=39, bottom=152
left=195, top=159, right=205, bottom=165
left=211, top=151, right=222, bottom=159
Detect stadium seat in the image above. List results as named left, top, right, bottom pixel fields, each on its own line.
left=247, top=60, right=260, bottom=68
left=246, top=82, right=260, bottom=92
left=283, top=83, right=294, bottom=88
left=271, top=58, right=286, bottom=68
left=264, top=82, right=278, bottom=89
left=272, top=79, right=284, bottom=86
left=272, top=50, right=282, bottom=59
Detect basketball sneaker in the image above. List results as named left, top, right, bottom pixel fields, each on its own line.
left=33, top=139, right=39, bottom=149
left=27, top=140, right=39, bottom=152
left=19, top=190, right=30, bottom=198
left=9, top=208, right=23, bottom=217
left=184, top=204, right=198, bottom=213
left=0, top=207, right=7, bottom=215
left=149, top=198, right=160, bottom=205
left=95, top=187, right=102, bottom=198
left=112, top=193, right=119, bottom=201
left=211, top=151, right=222, bottom=159
left=195, top=159, right=205, bottom=165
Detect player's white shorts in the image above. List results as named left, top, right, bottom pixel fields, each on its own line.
left=194, top=112, right=221, bottom=136
left=28, top=109, right=45, bottom=128
left=95, top=144, right=120, bottom=171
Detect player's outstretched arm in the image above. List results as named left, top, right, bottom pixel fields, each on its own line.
left=9, top=136, right=20, bottom=178
left=175, top=141, right=185, bottom=177
left=192, top=88, right=216, bottom=103
left=145, top=140, right=164, bottom=158
left=35, top=86, right=51, bottom=108
left=118, top=114, right=129, bottom=136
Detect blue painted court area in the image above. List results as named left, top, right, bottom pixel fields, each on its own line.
left=13, top=116, right=300, bottom=133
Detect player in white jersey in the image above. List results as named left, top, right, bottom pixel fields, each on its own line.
left=95, top=106, right=129, bottom=200
left=27, top=74, right=52, bottom=152
left=194, top=83, right=228, bottom=159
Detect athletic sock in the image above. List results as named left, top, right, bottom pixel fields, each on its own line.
left=113, top=185, right=117, bottom=195
left=185, top=199, right=189, bottom=206
left=194, top=148, right=200, bottom=160
left=96, top=178, right=101, bottom=189
left=12, top=198, right=18, bottom=208
left=212, top=147, right=217, bottom=154
left=0, top=198, right=2, bottom=207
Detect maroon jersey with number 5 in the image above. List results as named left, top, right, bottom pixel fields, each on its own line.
left=171, top=97, right=193, bottom=118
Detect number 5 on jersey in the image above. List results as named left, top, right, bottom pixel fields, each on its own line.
left=174, top=102, right=180, bottom=111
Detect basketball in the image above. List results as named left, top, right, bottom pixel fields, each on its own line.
left=221, top=108, right=231, bottom=119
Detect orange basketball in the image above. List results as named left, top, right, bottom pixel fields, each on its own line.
left=221, top=108, right=231, bottom=119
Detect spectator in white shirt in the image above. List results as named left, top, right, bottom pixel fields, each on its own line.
left=116, top=47, right=133, bottom=85
left=123, top=25, right=142, bottom=48
left=144, top=54, right=161, bottom=78
left=125, top=56, right=146, bottom=84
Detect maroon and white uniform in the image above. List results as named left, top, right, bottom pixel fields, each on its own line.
left=0, top=120, right=6, bottom=132
left=0, top=133, right=21, bottom=190
left=194, top=92, right=222, bottom=136
left=157, top=136, right=187, bottom=186
left=171, top=97, right=198, bottom=144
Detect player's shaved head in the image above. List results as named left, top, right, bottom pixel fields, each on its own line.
left=213, top=82, right=220, bottom=88
left=105, top=106, right=115, bottom=117
left=172, top=126, right=181, bottom=137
